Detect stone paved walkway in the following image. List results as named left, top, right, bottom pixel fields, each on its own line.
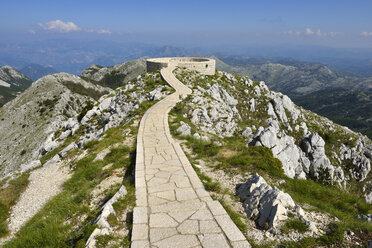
left=131, top=63, right=250, bottom=248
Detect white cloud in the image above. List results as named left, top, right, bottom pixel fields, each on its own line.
left=284, top=30, right=301, bottom=36
left=361, top=31, right=372, bottom=37
left=27, top=29, right=36, bottom=34
left=36, top=20, right=112, bottom=35
left=305, top=28, right=314, bottom=35
left=328, top=32, right=343, bottom=37
left=39, top=20, right=80, bottom=33
left=96, top=29, right=112, bottom=34
left=285, top=30, right=293, bottom=35
left=284, top=28, right=343, bottom=38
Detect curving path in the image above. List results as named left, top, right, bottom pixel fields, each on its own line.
left=131, top=62, right=250, bottom=248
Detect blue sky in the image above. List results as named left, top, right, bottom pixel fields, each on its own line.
left=1, top=0, right=372, bottom=47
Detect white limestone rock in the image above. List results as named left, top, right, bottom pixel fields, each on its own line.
left=59, top=142, right=78, bottom=158
left=148, top=87, right=163, bottom=101
left=242, top=127, right=252, bottom=137
left=40, top=135, right=60, bottom=156
left=20, top=160, right=41, bottom=173
left=176, top=121, right=191, bottom=136
left=250, top=118, right=304, bottom=179
left=193, top=133, right=209, bottom=142
left=366, top=191, right=372, bottom=204
left=236, top=174, right=295, bottom=229
left=81, top=107, right=101, bottom=125
left=98, top=96, right=113, bottom=112
left=59, top=129, right=71, bottom=140
left=249, top=98, right=255, bottom=112
left=301, top=133, right=335, bottom=181
left=87, top=185, right=127, bottom=247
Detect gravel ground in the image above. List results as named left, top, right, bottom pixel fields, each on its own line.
left=7, top=159, right=71, bottom=236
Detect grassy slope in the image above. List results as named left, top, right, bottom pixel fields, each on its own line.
left=3, top=71, right=171, bottom=247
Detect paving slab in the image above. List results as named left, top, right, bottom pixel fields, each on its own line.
left=131, top=61, right=250, bottom=247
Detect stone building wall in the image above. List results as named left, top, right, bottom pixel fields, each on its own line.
left=146, top=57, right=215, bottom=75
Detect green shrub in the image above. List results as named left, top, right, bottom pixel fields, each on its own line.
left=281, top=219, right=308, bottom=234
left=186, top=137, right=221, bottom=158
left=77, top=101, right=94, bottom=122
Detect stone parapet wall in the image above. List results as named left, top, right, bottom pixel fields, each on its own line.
left=146, top=57, right=215, bottom=75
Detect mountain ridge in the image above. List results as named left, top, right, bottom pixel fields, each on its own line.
left=0, top=59, right=371, bottom=247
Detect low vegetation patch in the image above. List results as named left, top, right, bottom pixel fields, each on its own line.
left=281, top=178, right=372, bottom=233
left=281, top=219, right=308, bottom=234
left=220, top=146, right=285, bottom=179
left=62, top=81, right=109, bottom=101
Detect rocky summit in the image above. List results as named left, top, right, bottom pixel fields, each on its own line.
left=0, top=58, right=371, bottom=247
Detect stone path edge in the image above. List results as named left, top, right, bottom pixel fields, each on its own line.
left=131, top=66, right=250, bottom=248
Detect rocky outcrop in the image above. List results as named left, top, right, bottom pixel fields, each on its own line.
left=301, top=133, right=335, bottom=181
left=39, top=73, right=169, bottom=159
left=268, top=93, right=301, bottom=123
left=339, top=140, right=371, bottom=182
left=188, top=82, right=240, bottom=137
left=250, top=118, right=306, bottom=179
left=236, top=174, right=316, bottom=232
left=176, top=69, right=371, bottom=188
left=355, top=214, right=372, bottom=223
left=19, top=160, right=41, bottom=173
left=176, top=121, right=191, bottom=136
left=86, top=185, right=127, bottom=248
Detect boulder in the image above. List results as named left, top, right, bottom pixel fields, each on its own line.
left=236, top=174, right=295, bottom=228
left=59, top=142, right=78, bottom=158
left=98, top=96, right=113, bottom=112
left=242, top=127, right=252, bottom=137
left=250, top=118, right=304, bottom=179
left=249, top=98, right=255, bottom=112
left=59, top=129, right=71, bottom=140
left=44, top=154, right=61, bottom=167
left=351, top=155, right=370, bottom=181
left=355, top=214, right=372, bottom=223
left=365, top=191, right=372, bottom=204
left=176, top=121, right=191, bottom=136
left=81, top=107, right=101, bottom=125
left=40, top=138, right=59, bottom=156
left=20, top=160, right=41, bottom=173
left=148, top=87, right=163, bottom=101
left=64, top=118, right=79, bottom=130
left=86, top=185, right=127, bottom=247
left=301, top=133, right=335, bottom=181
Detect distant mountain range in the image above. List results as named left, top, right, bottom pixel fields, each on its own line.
left=20, top=64, right=58, bottom=81
left=214, top=56, right=372, bottom=138
left=0, top=39, right=196, bottom=74
left=1, top=51, right=372, bottom=138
